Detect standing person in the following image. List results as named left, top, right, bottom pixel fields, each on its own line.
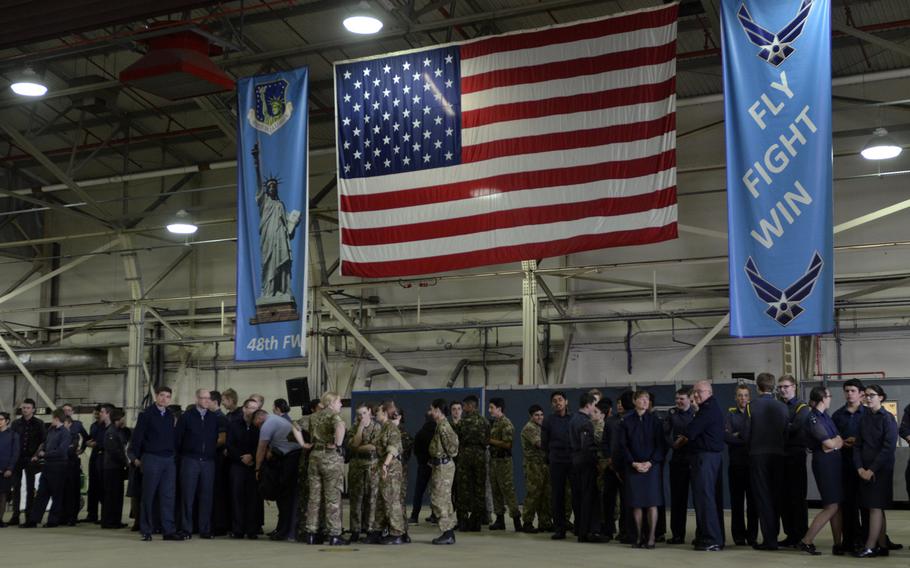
left=447, top=399, right=462, bottom=526
left=128, top=386, right=182, bottom=542
left=254, top=408, right=303, bottom=542
left=302, top=392, right=347, bottom=546
left=22, top=409, right=68, bottom=528
left=409, top=410, right=436, bottom=525
left=0, top=412, right=20, bottom=527
left=175, top=388, right=220, bottom=539
left=61, top=415, right=82, bottom=526
left=833, top=378, right=867, bottom=551
left=682, top=381, right=726, bottom=552
left=222, top=389, right=242, bottom=424
left=853, top=384, right=897, bottom=558
left=82, top=405, right=106, bottom=523
left=569, top=392, right=606, bottom=543
left=748, top=372, right=789, bottom=550
left=428, top=399, right=459, bottom=545
left=777, top=374, right=811, bottom=547
left=348, top=402, right=381, bottom=543
left=798, top=387, right=844, bottom=556
left=521, top=404, right=551, bottom=533
left=618, top=391, right=663, bottom=548
left=273, top=399, right=292, bottom=422
left=208, top=390, right=230, bottom=537
left=226, top=399, right=261, bottom=540
left=453, top=394, right=489, bottom=532
left=9, top=398, right=45, bottom=526
left=487, top=398, right=521, bottom=532
left=901, top=401, right=910, bottom=528
left=665, top=387, right=695, bottom=544
left=542, top=391, right=573, bottom=540
left=598, top=398, right=620, bottom=541
left=101, top=409, right=129, bottom=529
left=725, top=384, right=757, bottom=546
left=375, top=401, right=408, bottom=545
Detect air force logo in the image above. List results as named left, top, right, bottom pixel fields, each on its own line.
left=247, top=79, right=293, bottom=135
left=744, top=251, right=823, bottom=326
left=738, top=0, right=812, bottom=66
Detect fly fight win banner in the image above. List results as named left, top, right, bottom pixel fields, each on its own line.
left=235, top=68, right=309, bottom=361
left=721, top=0, right=833, bottom=337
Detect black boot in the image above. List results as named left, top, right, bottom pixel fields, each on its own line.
left=349, top=531, right=360, bottom=543
left=328, top=535, right=349, bottom=546
left=513, top=515, right=523, bottom=532
left=471, top=515, right=483, bottom=532
left=432, top=529, right=456, bottom=545
left=364, top=531, right=382, bottom=544
left=490, top=514, right=506, bottom=531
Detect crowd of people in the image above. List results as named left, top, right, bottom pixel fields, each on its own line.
left=0, top=374, right=907, bottom=557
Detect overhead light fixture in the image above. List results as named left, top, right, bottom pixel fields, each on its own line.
left=861, top=127, right=902, bottom=160
left=10, top=67, right=47, bottom=97
left=343, top=2, right=383, bottom=35
left=166, top=209, right=198, bottom=234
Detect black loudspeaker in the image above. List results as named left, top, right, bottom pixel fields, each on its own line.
left=286, top=377, right=310, bottom=408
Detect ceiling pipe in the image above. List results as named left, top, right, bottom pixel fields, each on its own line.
left=0, top=348, right=108, bottom=372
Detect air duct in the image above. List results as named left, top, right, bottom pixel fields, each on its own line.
left=0, top=349, right=109, bottom=372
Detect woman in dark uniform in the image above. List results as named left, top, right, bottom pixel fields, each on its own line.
left=618, top=390, right=664, bottom=549
left=853, top=384, right=897, bottom=558
left=798, top=386, right=844, bottom=556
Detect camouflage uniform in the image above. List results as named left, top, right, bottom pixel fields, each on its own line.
left=489, top=415, right=520, bottom=517
left=305, top=408, right=345, bottom=536
left=454, top=411, right=489, bottom=521
left=521, top=419, right=552, bottom=527
left=429, top=418, right=459, bottom=531
left=399, top=423, right=413, bottom=528
left=348, top=418, right=381, bottom=533
left=374, top=420, right=406, bottom=536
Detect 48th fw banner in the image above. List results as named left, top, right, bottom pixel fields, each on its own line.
left=721, top=0, right=834, bottom=337
left=235, top=68, right=309, bottom=361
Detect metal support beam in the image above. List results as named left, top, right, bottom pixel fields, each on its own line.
left=0, top=332, right=54, bottom=409
left=146, top=306, right=185, bottom=340
left=832, top=21, right=910, bottom=60
left=834, top=197, right=910, bottom=234
left=838, top=274, right=910, bottom=300
left=0, top=262, right=42, bottom=297
left=194, top=96, right=237, bottom=144
left=678, top=224, right=729, bottom=240
left=552, top=325, right=575, bottom=384
left=521, top=260, right=539, bottom=385
left=322, top=292, right=414, bottom=390
left=536, top=275, right=568, bottom=318
left=660, top=314, right=730, bottom=382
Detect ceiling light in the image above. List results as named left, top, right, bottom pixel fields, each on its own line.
left=343, top=15, right=383, bottom=34
left=861, top=127, right=902, bottom=160
left=10, top=67, right=47, bottom=97
left=166, top=209, right=198, bottom=234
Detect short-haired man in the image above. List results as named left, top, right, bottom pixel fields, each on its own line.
left=101, top=409, right=128, bottom=529
left=725, top=384, right=757, bottom=546
left=128, top=386, right=183, bottom=541
left=175, top=388, right=220, bottom=539
left=453, top=394, right=489, bottom=532
left=22, top=408, right=68, bottom=528
left=487, top=397, right=521, bottom=532
left=682, top=380, right=726, bottom=551
left=665, top=387, right=696, bottom=544
left=254, top=407, right=303, bottom=541
left=521, top=404, right=551, bottom=533
left=9, top=398, right=44, bottom=525
left=832, top=378, right=868, bottom=550
left=542, top=391, right=573, bottom=540
left=227, top=399, right=262, bottom=539
left=83, top=404, right=108, bottom=523
left=429, top=398, right=459, bottom=545
left=569, top=392, right=605, bottom=542
left=777, top=374, right=810, bottom=547
left=748, top=372, right=789, bottom=550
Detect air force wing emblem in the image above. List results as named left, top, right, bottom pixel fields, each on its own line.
left=738, top=0, right=812, bottom=66
left=744, top=251, right=823, bottom=326
left=247, top=79, right=293, bottom=135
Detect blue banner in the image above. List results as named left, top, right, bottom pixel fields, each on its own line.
left=721, top=0, right=833, bottom=337
left=235, top=68, right=309, bottom=361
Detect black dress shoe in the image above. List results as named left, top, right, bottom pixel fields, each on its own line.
left=886, top=538, right=903, bottom=551
left=523, top=525, right=538, bottom=534
left=141, top=534, right=152, bottom=541
left=873, top=546, right=889, bottom=557
left=832, top=544, right=846, bottom=556
left=178, top=531, right=191, bottom=540
left=402, top=533, right=411, bottom=543
left=667, top=537, right=685, bottom=545
left=798, top=542, right=820, bottom=556
left=43, top=523, right=60, bottom=528
left=163, top=533, right=185, bottom=541
left=853, top=548, right=876, bottom=558
left=381, top=535, right=406, bottom=545
left=644, top=543, right=656, bottom=550
left=432, top=530, right=455, bottom=545
left=269, top=533, right=286, bottom=541
left=733, top=539, right=746, bottom=546
left=328, top=535, right=349, bottom=546
left=19, top=522, right=37, bottom=528
left=230, top=532, right=244, bottom=539
left=199, top=534, right=213, bottom=539
left=408, top=516, right=419, bottom=525
left=695, top=544, right=722, bottom=551
left=752, top=542, right=778, bottom=551
left=777, top=538, right=797, bottom=548
left=551, top=530, right=566, bottom=540
left=246, top=534, right=258, bottom=540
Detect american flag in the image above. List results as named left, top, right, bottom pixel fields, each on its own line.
left=335, top=3, right=678, bottom=278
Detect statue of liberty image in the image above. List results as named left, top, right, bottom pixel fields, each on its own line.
left=250, top=142, right=301, bottom=323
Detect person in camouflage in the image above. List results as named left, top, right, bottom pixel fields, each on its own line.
left=348, top=402, right=381, bottom=543
left=397, top=410, right=413, bottom=531
left=487, top=397, right=522, bottom=531
left=373, top=401, right=409, bottom=544
left=521, top=404, right=552, bottom=533
left=454, top=394, right=489, bottom=531
left=429, top=398, right=459, bottom=545
left=302, top=392, right=348, bottom=546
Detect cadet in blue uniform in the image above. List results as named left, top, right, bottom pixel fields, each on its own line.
left=798, top=386, right=844, bottom=556
left=541, top=391, right=573, bottom=540
left=725, top=384, right=757, bottom=546
left=569, top=392, right=605, bottom=543
left=901, top=401, right=910, bottom=516
left=748, top=372, right=788, bottom=550
left=852, top=384, right=897, bottom=558
left=226, top=399, right=262, bottom=539
left=175, top=388, right=220, bottom=539
left=84, top=405, right=107, bottom=524
left=682, top=380, right=725, bottom=552
left=618, top=390, right=663, bottom=548
left=23, top=409, right=69, bottom=528
left=664, top=387, right=695, bottom=544
left=831, top=378, right=867, bottom=551
left=777, top=374, right=811, bottom=547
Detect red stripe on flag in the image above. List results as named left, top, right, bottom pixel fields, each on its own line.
left=341, top=150, right=676, bottom=212
left=341, top=224, right=679, bottom=278
left=463, top=114, right=675, bottom=164
left=342, top=186, right=677, bottom=246
left=461, top=41, right=676, bottom=94
left=462, top=78, right=676, bottom=129
left=460, top=4, right=678, bottom=60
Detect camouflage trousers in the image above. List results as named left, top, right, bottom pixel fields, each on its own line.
left=430, top=461, right=456, bottom=532
left=376, top=461, right=406, bottom=536
left=522, top=461, right=552, bottom=526
left=305, top=451, right=344, bottom=536
left=455, top=448, right=486, bottom=518
left=348, top=459, right=378, bottom=532
left=400, top=464, right=409, bottom=528
left=490, top=457, right=519, bottom=516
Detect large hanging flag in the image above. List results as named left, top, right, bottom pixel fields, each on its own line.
left=235, top=68, right=309, bottom=361
left=722, top=0, right=834, bottom=337
left=335, top=4, right=679, bottom=278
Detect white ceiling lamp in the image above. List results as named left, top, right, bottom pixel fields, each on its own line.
left=10, top=67, right=48, bottom=97
left=343, top=2, right=383, bottom=34
left=166, top=209, right=198, bottom=234
left=861, top=127, right=902, bottom=160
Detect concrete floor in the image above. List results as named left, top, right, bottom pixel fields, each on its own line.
left=3, top=509, right=909, bottom=567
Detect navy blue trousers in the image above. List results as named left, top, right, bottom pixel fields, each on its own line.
left=180, top=457, right=215, bottom=535
left=691, top=452, right=724, bottom=547
left=29, top=461, right=66, bottom=525
left=140, top=454, right=177, bottom=536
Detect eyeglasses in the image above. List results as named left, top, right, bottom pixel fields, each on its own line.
left=863, top=393, right=880, bottom=398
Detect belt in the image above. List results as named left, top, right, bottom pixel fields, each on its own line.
left=429, top=457, right=452, bottom=466
left=353, top=451, right=377, bottom=460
